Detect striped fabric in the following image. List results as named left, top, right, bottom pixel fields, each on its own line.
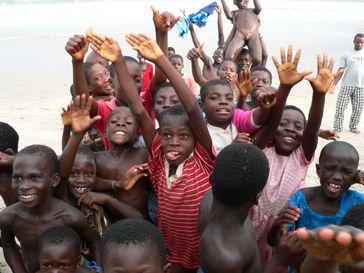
left=148, top=135, right=214, bottom=269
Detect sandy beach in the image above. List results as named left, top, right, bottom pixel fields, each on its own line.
left=0, top=0, right=364, bottom=271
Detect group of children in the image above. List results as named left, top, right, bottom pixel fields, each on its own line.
left=1, top=1, right=364, bottom=273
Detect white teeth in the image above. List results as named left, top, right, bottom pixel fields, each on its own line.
left=20, top=194, right=36, bottom=200
left=75, top=187, right=87, bottom=193
left=115, top=131, right=126, bottom=135
left=329, top=183, right=342, bottom=189
left=283, top=137, right=294, bottom=142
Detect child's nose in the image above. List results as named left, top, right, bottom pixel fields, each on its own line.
left=169, top=136, right=181, bottom=145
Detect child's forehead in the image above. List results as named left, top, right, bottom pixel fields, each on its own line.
left=155, top=86, right=177, bottom=98
left=110, top=107, right=135, bottom=118
left=207, top=84, right=232, bottom=95
left=219, top=61, right=237, bottom=70
left=160, top=114, right=189, bottom=128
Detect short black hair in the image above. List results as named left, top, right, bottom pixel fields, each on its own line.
left=15, top=145, right=59, bottom=174
left=84, top=62, right=97, bottom=85
left=200, top=79, right=232, bottom=103
left=106, top=106, right=136, bottom=124
left=100, top=219, right=169, bottom=266
left=169, top=54, right=183, bottom=63
left=158, top=104, right=188, bottom=125
left=77, top=144, right=96, bottom=165
left=124, top=56, right=139, bottom=66
left=168, top=47, right=175, bottom=53
left=153, top=82, right=176, bottom=105
left=211, top=143, right=269, bottom=207
left=354, top=33, right=364, bottom=40
left=219, top=59, right=238, bottom=71
left=39, top=226, right=81, bottom=256
left=251, top=66, right=273, bottom=84
left=0, top=122, right=19, bottom=153
left=341, top=203, right=364, bottom=230
left=319, top=141, right=359, bottom=164
left=283, top=105, right=307, bottom=126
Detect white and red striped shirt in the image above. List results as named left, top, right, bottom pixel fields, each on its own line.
left=148, top=135, right=214, bottom=269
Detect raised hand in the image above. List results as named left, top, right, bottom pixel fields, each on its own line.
left=272, top=45, right=312, bottom=86
left=69, top=94, right=101, bottom=134
left=305, top=54, right=335, bottom=93
left=125, top=33, right=163, bottom=62
left=65, top=34, right=89, bottom=61
left=319, top=129, right=340, bottom=141
left=151, top=6, right=180, bottom=32
left=61, top=106, right=71, bottom=126
left=187, top=44, right=204, bottom=60
left=274, top=205, right=300, bottom=226
left=297, top=225, right=364, bottom=265
left=237, top=69, right=256, bottom=97
left=256, top=86, right=277, bottom=110
left=89, top=33, right=121, bottom=63
left=117, top=163, right=148, bottom=191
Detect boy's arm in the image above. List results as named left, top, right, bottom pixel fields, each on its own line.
left=2, top=228, right=28, bottom=273
left=302, top=55, right=337, bottom=161
left=189, top=23, right=213, bottom=68
left=221, top=0, right=233, bottom=20
left=253, top=45, right=312, bottom=149
left=57, top=95, right=101, bottom=197
left=65, top=34, right=98, bottom=117
left=90, top=35, right=156, bottom=152
left=149, top=7, right=180, bottom=95
left=216, top=6, right=225, bottom=47
left=126, top=34, right=213, bottom=156
left=253, top=0, right=262, bottom=14
left=251, top=87, right=277, bottom=125
left=187, top=47, right=208, bottom=86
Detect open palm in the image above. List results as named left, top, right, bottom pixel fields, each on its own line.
left=90, top=33, right=121, bottom=62
left=125, top=33, right=163, bottom=62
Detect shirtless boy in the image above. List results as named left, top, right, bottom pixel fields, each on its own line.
left=0, top=145, right=100, bottom=273
left=223, top=0, right=263, bottom=67
left=199, top=143, right=269, bottom=273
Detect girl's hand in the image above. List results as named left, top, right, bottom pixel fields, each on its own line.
left=232, top=133, right=251, bottom=144
left=125, top=33, right=164, bottom=62
left=272, top=45, right=312, bottom=86
left=69, top=94, right=101, bottom=134
left=256, top=86, right=277, bottom=110
left=78, top=191, right=108, bottom=206
left=117, top=163, right=149, bottom=191
left=305, top=54, right=335, bottom=93
left=65, top=34, right=89, bottom=61
left=89, top=33, right=122, bottom=63
left=237, top=69, right=257, bottom=97
left=274, top=205, right=300, bottom=226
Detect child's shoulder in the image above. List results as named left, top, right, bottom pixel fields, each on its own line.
left=49, top=197, right=85, bottom=220
left=300, top=186, right=319, bottom=202
left=0, top=202, right=22, bottom=224
left=343, top=189, right=364, bottom=203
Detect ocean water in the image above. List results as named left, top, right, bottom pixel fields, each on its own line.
left=0, top=0, right=363, bottom=40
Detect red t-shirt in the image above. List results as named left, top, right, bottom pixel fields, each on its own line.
left=141, top=63, right=154, bottom=93
left=148, top=134, right=214, bottom=268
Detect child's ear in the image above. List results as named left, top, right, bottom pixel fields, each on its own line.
left=315, top=163, right=320, bottom=177
left=51, top=173, right=61, bottom=188
left=253, top=192, right=262, bottom=206
left=162, top=263, right=172, bottom=273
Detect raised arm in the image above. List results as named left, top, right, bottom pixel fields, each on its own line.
left=253, top=45, right=312, bottom=149
left=216, top=6, right=225, bottom=47
left=65, top=34, right=98, bottom=116
left=301, top=54, right=336, bottom=161
left=126, top=34, right=213, bottom=156
left=90, top=34, right=156, bottom=152
left=221, top=0, right=233, bottom=20
left=189, top=23, right=213, bottom=67
left=187, top=47, right=208, bottom=86
left=57, top=95, right=101, bottom=198
left=149, top=6, right=180, bottom=95
left=253, top=0, right=262, bottom=14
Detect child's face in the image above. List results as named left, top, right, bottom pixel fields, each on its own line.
left=316, top=149, right=358, bottom=200
left=39, top=242, right=78, bottom=273
left=126, top=61, right=143, bottom=94
left=153, top=86, right=180, bottom=121
left=354, top=37, right=364, bottom=51
left=218, top=61, right=238, bottom=84
left=106, top=108, right=138, bottom=146
left=170, top=58, right=184, bottom=75
left=88, top=63, right=114, bottom=96
left=12, top=154, right=58, bottom=208
left=213, top=48, right=224, bottom=65
left=202, top=84, right=235, bottom=127
left=160, top=115, right=195, bottom=166
left=168, top=50, right=175, bottom=58
left=68, top=153, right=96, bottom=199
left=274, top=109, right=305, bottom=156
left=236, top=53, right=251, bottom=71
left=234, top=0, right=248, bottom=9
left=89, top=127, right=105, bottom=151
left=250, top=70, right=271, bottom=106
left=102, top=243, right=169, bottom=273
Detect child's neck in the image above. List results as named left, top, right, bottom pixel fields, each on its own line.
left=309, top=187, right=343, bottom=216
left=109, top=143, right=134, bottom=157
left=208, top=119, right=231, bottom=130
left=210, top=199, right=250, bottom=227
left=24, top=194, right=54, bottom=215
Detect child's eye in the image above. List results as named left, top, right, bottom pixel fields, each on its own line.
left=12, top=176, right=22, bottom=182
left=126, top=121, right=133, bottom=125
left=227, top=96, right=234, bottom=101
left=95, top=76, right=102, bottom=81
left=172, top=99, right=180, bottom=104
left=180, top=134, right=189, bottom=139
left=110, top=120, right=117, bottom=124
left=71, top=172, right=78, bottom=177
left=162, top=134, right=171, bottom=139
left=41, top=263, right=52, bottom=268
left=279, top=122, right=287, bottom=127
left=60, top=263, right=71, bottom=269
left=86, top=171, right=94, bottom=177
left=31, top=176, right=40, bottom=182
left=295, top=125, right=303, bottom=130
